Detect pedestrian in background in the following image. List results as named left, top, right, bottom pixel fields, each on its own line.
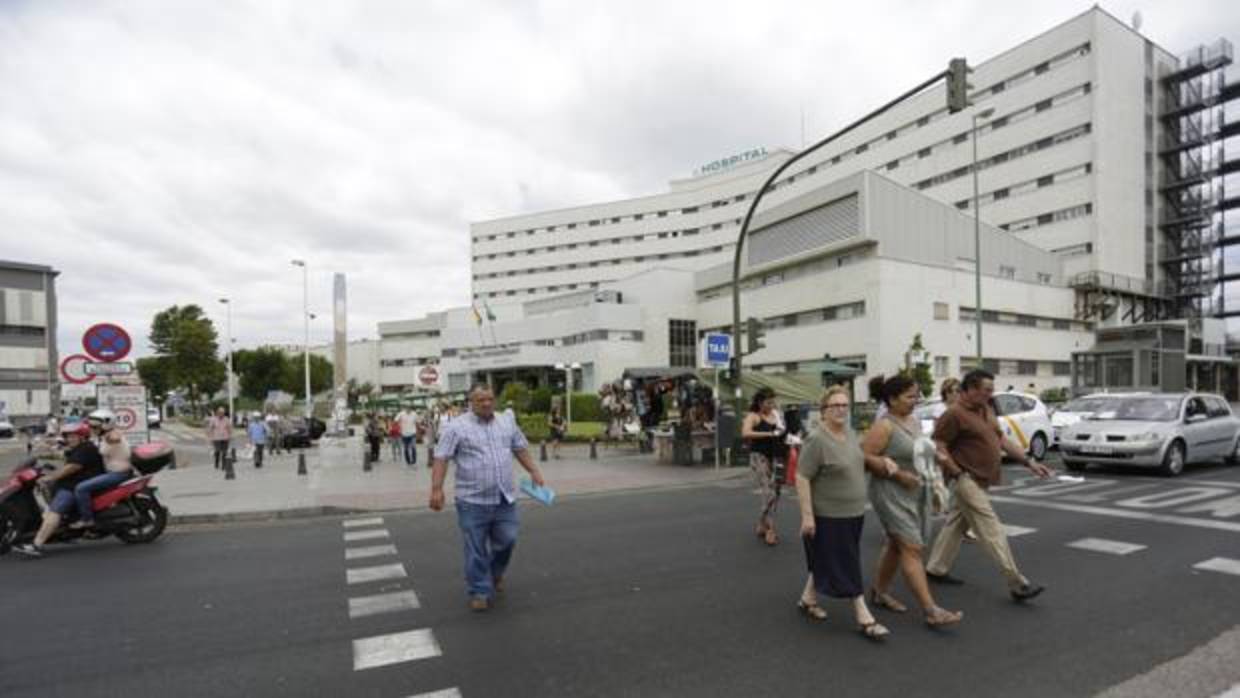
left=396, top=406, right=419, bottom=466
left=742, top=387, right=787, bottom=547
left=548, top=405, right=566, bottom=459
left=205, top=406, right=232, bottom=470
left=863, top=374, right=963, bottom=627
left=926, top=369, right=1054, bottom=601
left=794, top=387, right=890, bottom=638
left=386, top=414, right=402, bottom=462
left=429, top=383, right=548, bottom=612
left=264, top=411, right=281, bottom=455
left=364, top=413, right=383, bottom=463
left=247, top=414, right=268, bottom=469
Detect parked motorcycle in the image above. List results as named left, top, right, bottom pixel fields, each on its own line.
left=0, top=443, right=174, bottom=555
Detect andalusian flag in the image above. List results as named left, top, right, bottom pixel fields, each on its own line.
left=482, top=299, right=497, bottom=322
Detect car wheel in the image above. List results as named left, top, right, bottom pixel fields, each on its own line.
left=1028, top=433, right=1048, bottom=461
left=1063, top=459, right=1087, bottom=473
left=1160, top=440, right=1186, bottom=477
left=1226, top=438, right=1240, bottom=466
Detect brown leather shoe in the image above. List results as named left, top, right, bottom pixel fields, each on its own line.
left=469, top=596, right=489, bottom=612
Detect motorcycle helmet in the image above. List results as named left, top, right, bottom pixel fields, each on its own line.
left=87, top=409, right=116, bottom=430
left=61, top=421, right=92, bottom=439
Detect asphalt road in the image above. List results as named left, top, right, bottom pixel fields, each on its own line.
left=4, top=458, right=1240, bottom=698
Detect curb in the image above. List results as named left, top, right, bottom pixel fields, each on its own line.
left=167, top=468, right=750, bottom=528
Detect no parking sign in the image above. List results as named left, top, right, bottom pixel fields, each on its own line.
left=82, top=323, right=132, bottom=362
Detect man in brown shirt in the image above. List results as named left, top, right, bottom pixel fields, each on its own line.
left=926, top=370, right=1054, bottom=601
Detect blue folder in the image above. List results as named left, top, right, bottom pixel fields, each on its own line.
left=520, top=478, right=556, bottom=506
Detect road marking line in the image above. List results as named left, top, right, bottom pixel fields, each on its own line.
left=990, top=495, right=1240, bottom=533
left=1066, top=537, right=1147, bottom=555
left=353, top=628, right=441, bottom=671
left=346, top=563, right=407, bottom=585
left=1193, top=557, right=1240, bottom=576
left=1003, top=525, right=1037, bottom=538
left=344, top=529, right=390, bottom=542
left=408, top=689, right=463, bottom=698
left=345, top=544, right=397, bottom=561
left=343, top=517, right=385, bottom=529
left=349, top=590, right=421, bottom=619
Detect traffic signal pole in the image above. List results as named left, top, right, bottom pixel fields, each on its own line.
left=729, top=63, right=969, bottom=455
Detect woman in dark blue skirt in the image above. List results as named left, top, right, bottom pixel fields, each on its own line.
left=794, top=387, right=892, bottom=639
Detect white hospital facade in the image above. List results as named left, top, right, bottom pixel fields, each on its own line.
left=373, top=8, right=1240, bottom=401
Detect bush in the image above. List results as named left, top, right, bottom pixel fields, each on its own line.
left=499, top=382, right=532, bottom=414
left=1040, top=386, right=1070, bottom=406
left=529, top=386, right=554, bottom=414
left=569, top=393, right=602, bottom=422
left=517, top=412, right=550, bottom=442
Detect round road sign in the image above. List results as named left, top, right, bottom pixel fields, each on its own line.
left=114, top=407, right=138, bottom=430
left=83, top=323, right=132, bottom=362
left=418, top=365, right=440, bottom=386
left=59, top=354, right=96, bottom=384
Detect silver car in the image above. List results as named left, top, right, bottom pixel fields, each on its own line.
left=1059, top=393, right=1240, bottom=476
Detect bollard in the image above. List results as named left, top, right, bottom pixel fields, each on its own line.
left=589, top=438, right=598, bottom=460
left=539, top=441, right=548, bottom=462
left=363, top=450, right=372, bottom=472
left=224, top=455, right=236, bottom=480
left=297, top=452, right=307, bottom=475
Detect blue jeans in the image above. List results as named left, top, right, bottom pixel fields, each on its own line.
left=74, top=472, right=130, bottom=522
left=455, top=500, right=519, bottom=598
left=401, top=436, right=417, bottom=465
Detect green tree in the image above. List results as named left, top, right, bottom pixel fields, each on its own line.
left=280, top=353, right=333, bottom=396
left=145, top=304, right=226, bottom=412
left=498, top=381, right=532, bottom=413
left=235, top=346, right=290, bottom=401
left=135, top=356, right=173, bottom=404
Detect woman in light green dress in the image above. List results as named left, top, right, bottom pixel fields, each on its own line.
left=862, top=374, right=963, bottom=628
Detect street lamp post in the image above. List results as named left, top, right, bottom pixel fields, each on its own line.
left=218, top=298, right=234, bottom=424
left=971, top=107, right=995, bottom=365
left=554, top=362, right=582, bottom=427
left=291, top=260, right=311, bottom=419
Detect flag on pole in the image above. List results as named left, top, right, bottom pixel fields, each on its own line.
left=471, top=304, right=483, bottom=326
left=482, top=299, right=497, bottom=323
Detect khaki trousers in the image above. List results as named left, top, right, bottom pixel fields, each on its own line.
left=926, top=474, right=1027, bottom=589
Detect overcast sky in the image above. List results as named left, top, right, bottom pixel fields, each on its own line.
left=2, top=0, right=1237, bottom=360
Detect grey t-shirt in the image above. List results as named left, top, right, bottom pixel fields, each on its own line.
left=797, top=426, right=868, bottom=518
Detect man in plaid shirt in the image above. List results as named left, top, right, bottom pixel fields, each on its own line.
left=431, top=383, right=548, bottom=612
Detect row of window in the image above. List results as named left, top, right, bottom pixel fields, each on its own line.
left=915, top=123, right=1093, bottom=190
left=473, top=222, right=741, bottom=263
left=1001, top=202, right=1093, bottom=233
left=471, top=43, right=1093, bottom=247
left=697, top=300, right=868, bottom=339
left=473, top=245, right=734, bottom=298
left=956, top=306, right=1092, bottom=332
left=380, top=356, right=438, bottom=368
left=438, top=329, right=646, bottom=356
left=956, top=163, right=1092, bottom=211
left=698, top=248, right=870, bottom=300
left=961, top=357, right=1073, bottom=376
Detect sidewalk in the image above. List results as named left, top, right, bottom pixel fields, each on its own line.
left=156, top=436, right=746, bottom=524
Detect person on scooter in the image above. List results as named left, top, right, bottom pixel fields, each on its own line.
left=69, top=412, right=134, bottom=530
left=14, top=421, right=105, bottom=558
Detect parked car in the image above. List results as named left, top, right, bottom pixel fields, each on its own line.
left=1049, top=393, right=1145, bottom=446
left=0, top=419, right=15, bottom=440
left=913, top=392, right=1052, bottom=461
left=1058, top=393, right=1240, bottom=476
left=280, top=417, right=327, bottom=449
left=147, top=407, right=162, bottom=429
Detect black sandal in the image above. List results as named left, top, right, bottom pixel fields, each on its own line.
left=797, top=599, right=827, bottom=621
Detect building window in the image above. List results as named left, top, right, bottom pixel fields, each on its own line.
left=1018, top=360, right=1038, bottom=375
left=933, top=302, right=950, bottom=320
left=999, top=265, right=1016, bottom=279
left=934, top=356, right=950, bottom=376
left=1037, top=272, right=1052, bottom=285
left=668, top=319, right=698, bottom=368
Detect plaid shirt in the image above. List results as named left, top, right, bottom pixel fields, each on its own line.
left=434, top=411, right=530, bottom=505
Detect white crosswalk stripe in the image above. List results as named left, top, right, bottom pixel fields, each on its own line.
left=343, top=517, right=385, bottom=529
left=344, top=529, right=390, bottom=542
left=1066, top=537, right=1147, bottom=556
left=407, top=689, right=463, bottom=698
left=353, top=628, right=441, bottom=671
left=348, top=590, right=421, bottom=619
left=346, top=563, right=407, bottom=585
left=1193, top=557, right=1240, bottom=577
left=345, top=544, right=397, bottom=561
left=1003, top=525, right=1037, bottom=538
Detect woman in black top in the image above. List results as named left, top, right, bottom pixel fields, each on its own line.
left=548, top=406, right=566, bottom=459
left=742, top=388, right=787, bottom=546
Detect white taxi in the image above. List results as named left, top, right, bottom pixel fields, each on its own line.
left=915, top=392, right=1053, bottom=461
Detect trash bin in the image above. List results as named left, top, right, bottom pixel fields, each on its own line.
left=672, top=423, right=694, bottom=466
